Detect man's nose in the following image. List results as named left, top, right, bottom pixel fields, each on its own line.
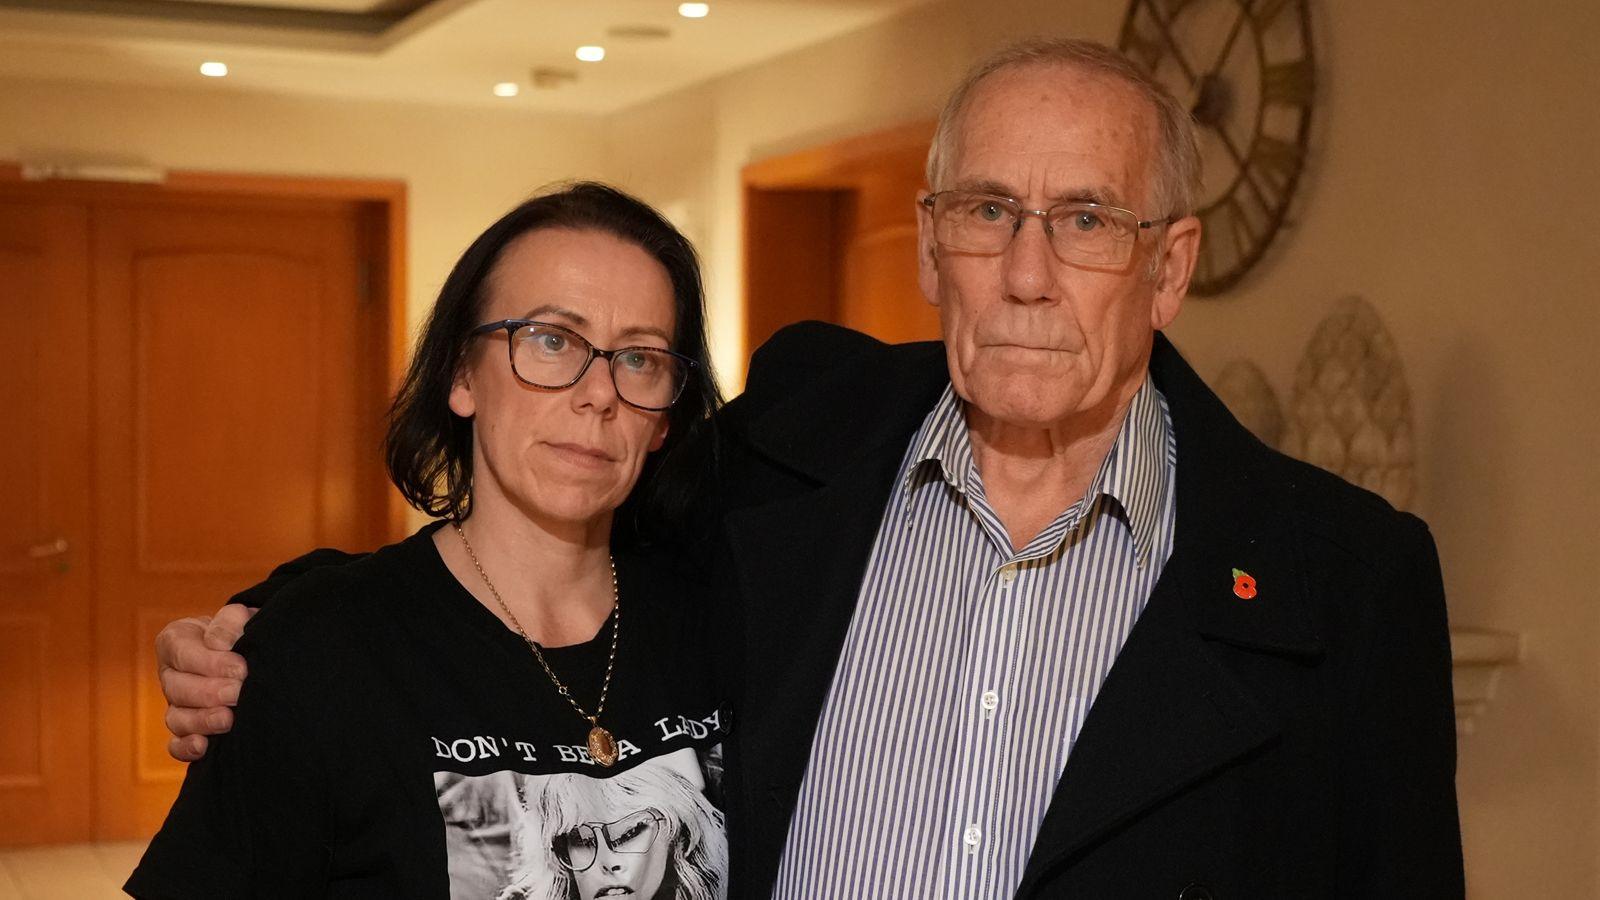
left=1003, top=215, right=1055, bottom=303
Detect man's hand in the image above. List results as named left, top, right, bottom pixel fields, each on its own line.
left=156, top=603, right=257, bottom=762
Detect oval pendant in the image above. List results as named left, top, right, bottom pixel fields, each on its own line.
left=587, top=725, right=619, bottom=767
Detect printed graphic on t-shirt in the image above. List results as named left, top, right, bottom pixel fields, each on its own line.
left=434, top=746, right=726, bottom=900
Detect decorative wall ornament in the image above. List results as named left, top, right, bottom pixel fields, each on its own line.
left=1279, top=295, right=1416, bottom=509
left=1207, top=296, right=1514, bottom=734
left=1212, top=359, right=1286, bottom=449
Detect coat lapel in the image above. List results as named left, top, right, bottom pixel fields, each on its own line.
left=721, top=337, right=948, bottom=887
left=1016, top=334, right=1324, bottom=892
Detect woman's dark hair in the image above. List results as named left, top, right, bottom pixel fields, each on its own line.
left=385, top=181, right=722, bottom=545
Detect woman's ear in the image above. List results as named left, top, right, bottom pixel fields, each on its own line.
left=448, top=367, right=476, bottom=419
left=648, top=417, right=669, bottom=453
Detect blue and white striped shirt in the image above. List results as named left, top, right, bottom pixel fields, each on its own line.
left=772, top=374, right=1177, bottom=899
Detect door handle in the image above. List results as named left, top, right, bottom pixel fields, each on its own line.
left=27, top=538, right=69, bottom=558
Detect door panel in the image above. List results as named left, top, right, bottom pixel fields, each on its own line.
left=0, top=201, right=96, bottom=845
left=90, top=199, right=387, bottom=838
left=835, top=146, right=940, bottom=345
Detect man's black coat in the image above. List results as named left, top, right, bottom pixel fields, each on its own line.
left=710, top=321, right=1463, bottom=898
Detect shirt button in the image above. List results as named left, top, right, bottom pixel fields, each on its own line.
left=980, top=690, right=1000, bottom=712
left=963, top=824, right=982, bottom=847
left=999, top=565, right=1017, bottom=585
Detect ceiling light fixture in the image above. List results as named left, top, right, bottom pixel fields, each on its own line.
left=678, top=2, right=709, bottom=17
left=199, top=61, right=228, bottom=77
left=575, top=45, right=606, bottom=62
left=493, top=82, right=519, bottom=97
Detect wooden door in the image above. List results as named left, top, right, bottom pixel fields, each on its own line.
left=833, top=145, right=942, bottom=346
left=742, top=120, right=939, bottom=366
left=89, top=197, right=392, bottom=838
left=0, top=201, right=96, bottom=845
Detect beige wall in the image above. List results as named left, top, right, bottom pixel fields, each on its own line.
left=0, top=77, right=609, bottom=338
left=604, top=0, right=1600, bottom=895
left=5, top=0, right=1594, bottom=891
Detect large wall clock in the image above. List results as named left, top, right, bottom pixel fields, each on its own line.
left=1118, top=0, right=1315, bottom=295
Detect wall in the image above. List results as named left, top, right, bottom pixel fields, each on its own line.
left=1174, top=6, right=1600, bottom=898
left=0, top=77, right=609, bottom=339
left=602, top=0, right=1600, bottom=895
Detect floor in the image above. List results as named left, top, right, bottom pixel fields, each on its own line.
left=0, top=843, right=145, bottom=900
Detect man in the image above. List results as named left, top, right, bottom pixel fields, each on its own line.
left=158, top=38, right=1462, bottom=897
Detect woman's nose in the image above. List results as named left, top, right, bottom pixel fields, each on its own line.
left=572, top=354, right=622, bottom=408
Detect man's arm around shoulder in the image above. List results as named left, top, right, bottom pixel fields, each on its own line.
left=157, top=547, right=367, bottom=760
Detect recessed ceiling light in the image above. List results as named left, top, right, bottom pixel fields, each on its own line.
left=575, top=45, right=606, bottom=62
left=493, top=82, right=519, bottom=97
left=199, top=61, right=228, bottom=77
left=678, top=2, right=709, bottom=17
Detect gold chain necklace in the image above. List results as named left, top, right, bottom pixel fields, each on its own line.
left=452, top=523, right=622, bottom=767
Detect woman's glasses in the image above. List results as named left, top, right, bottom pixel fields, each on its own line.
left=470, top=319, right=695, bottom=412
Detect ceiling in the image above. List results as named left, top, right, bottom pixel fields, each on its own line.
left=0, top=0, right=931, bottom=113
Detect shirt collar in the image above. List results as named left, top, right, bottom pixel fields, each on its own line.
left=903, top=382, right=975, bottom=496
left=900, top=375, right=1174, bottom=566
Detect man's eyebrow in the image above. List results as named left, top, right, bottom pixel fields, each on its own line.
left=1053, top=186, right=1122, bottom=207
left=954, top=178, right=1021, bottom=197
left=951, top=180, right=1125, bottom=208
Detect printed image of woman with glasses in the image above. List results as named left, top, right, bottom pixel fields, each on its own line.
left=500, top=751, right=726, bottom=900
left=125, top=183, right=729, bottom=899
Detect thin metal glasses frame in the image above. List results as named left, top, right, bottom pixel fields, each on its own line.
left=920, top=190, right=1175, bottom=265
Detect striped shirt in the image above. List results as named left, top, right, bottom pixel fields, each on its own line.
left=771, top=374, right=1177, bottom=899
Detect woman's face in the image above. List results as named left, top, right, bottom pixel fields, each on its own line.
left=565, top=806, right=672, bottom=899
left=450, top=227, right=675, bottom=531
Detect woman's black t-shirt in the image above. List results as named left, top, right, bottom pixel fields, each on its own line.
left=126, top=523, right=728, bottom=899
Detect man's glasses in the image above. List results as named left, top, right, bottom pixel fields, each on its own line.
left=920, top=190, right=1174, bottom=268
left=469, top=319, right=695, bottom=412
left=551, top=808, right=667, bottom=872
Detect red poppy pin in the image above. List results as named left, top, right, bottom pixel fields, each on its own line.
left=1231, top=568, right=1257, bottom=600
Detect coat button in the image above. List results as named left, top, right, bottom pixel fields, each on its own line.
left=1178, top=884, right=1214, bottom=900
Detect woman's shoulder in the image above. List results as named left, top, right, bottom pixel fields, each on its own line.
left=238, top=527, right=443, bottom=656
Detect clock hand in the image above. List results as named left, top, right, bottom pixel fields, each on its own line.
left=1143, top=1, right=1204, bottom=87
left=1203, top=4, right=1252, bottom=81
left=1212, top=124, right=1275, bottom=215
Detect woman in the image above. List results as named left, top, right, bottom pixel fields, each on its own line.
left=126, top=183, right=727, bottom=899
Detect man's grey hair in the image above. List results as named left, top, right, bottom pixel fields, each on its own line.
left=925, top=37, right=1203, bottom=219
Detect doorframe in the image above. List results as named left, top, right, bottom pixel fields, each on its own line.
left=740, top=120, right=933, bottom=364
left=0, top=164, right=411, bottom=539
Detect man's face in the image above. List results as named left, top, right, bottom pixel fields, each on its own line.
left=918, top=64, right=1199, bottom=431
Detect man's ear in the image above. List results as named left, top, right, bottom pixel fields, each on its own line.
left=1151, top=214, right=1201, bottom=330
left=916, top=191, right=941, bottom=308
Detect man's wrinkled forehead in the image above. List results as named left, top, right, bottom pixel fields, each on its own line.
left=948, top=64, right=1159, bottom=208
